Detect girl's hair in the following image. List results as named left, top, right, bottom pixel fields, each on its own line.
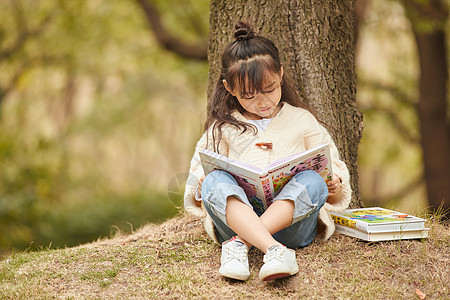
left=206, top=22, right=312, bottom=151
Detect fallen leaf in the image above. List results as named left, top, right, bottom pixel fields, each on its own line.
left=363, top=251, right=373, bottom=257
left=416, top=288, right=426, bottom=299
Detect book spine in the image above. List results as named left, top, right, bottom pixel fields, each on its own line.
left=335, top=224, right=430, bottom=241
left=331, top=215, right=369, bottom=232
left=335, top=225, right=370, bottom=241
left=261, top=176, right=273, bottom=208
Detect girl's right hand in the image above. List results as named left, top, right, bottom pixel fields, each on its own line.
left=327, top=174, right=342, bottom=197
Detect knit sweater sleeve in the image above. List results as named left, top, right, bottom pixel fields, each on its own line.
left=183, top=126, right=229, bottom=218
left=302, top=113, right=352, bottom=212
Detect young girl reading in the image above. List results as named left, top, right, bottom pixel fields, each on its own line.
left=184, top=22, right=352, bottom=281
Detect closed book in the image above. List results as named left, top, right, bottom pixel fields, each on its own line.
left=335, top=224, right=429, bottom=242
left=330, top=207, right=426, bottom=233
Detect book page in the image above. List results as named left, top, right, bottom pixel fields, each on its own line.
left=230, top=170, right=268, bottom=214
left=199, top=149, right=263, bottom=174
left=268, top=144, right=333, bottom=197
left=199, top=150, right=269, bottom=213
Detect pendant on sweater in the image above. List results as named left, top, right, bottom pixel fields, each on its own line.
left=255, top=142, right=273, bottom=150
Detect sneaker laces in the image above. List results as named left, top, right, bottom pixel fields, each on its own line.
left=223, top=241, right=248, bottom=263
left=263, top=245, right=285, bottom=263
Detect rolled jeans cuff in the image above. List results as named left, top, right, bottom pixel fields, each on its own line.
left=273, top=170, right=328, bottom=224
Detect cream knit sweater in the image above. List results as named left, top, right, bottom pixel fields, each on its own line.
left=184, top=102, right=352, bottom=243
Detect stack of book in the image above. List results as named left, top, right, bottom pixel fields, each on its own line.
left=330, top=207, right=429, bottom=242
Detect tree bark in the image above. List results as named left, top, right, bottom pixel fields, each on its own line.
left=402, top=0, right=449, bottom=216
left=208, top=0, right=364, bottom=207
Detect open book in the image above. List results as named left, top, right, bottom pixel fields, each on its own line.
left=199, top=144, right=332, bottom=214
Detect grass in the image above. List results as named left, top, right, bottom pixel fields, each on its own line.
left=0, top=213, right=449, bottom=299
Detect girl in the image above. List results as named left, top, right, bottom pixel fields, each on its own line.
left=184, top=22, right=351, bottom=281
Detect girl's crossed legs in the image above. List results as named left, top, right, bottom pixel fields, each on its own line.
left=201, top=169, right=329, bottom=251
left=201, top=169, right=328, bottom=280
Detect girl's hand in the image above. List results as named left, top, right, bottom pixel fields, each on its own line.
left=327, top=174, right=342, bottom=197
left=199, top=175, right=205, bottom=190
left=194, top=175, right=206, bottom=208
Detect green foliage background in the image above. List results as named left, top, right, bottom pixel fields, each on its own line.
left=0, top=0, right=209, bottom=254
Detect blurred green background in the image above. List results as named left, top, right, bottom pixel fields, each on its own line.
left=0, top=0, right=447, bottom=255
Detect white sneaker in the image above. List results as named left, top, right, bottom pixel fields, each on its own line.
left=259, top=245, right=299, bottom=281
left=219, top=238, right=250, bottom=281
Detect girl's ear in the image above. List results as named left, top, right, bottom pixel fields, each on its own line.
left=222, top=80, right=235, bottom=96
left=280, top=65, right=284, bottom=81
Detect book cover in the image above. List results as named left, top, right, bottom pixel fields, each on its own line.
left=335, top=224, right=429, bottom=242
left=199, top=144, right=332, bottom=214
left=330, top=207, right=426, bottom=233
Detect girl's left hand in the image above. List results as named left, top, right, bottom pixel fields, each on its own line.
left=327, top=174, right=342, bottom=197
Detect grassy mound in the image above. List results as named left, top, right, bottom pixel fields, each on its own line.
left=1, top=214, right=449, bottom=299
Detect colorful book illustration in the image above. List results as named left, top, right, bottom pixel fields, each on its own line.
left=334, top=225, right=429, bottom=242
left=331, top=207, right=429, bottom=241
left=199, top=144, right=332, bottom=215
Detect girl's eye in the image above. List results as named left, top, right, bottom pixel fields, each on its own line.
left=264, top=89, right=275, bottom=94
left=244, top=95, right=255, bottom=100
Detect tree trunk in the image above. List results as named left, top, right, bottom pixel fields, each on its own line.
left=402, top=0, right=449, bottom=216
left=208, top=0, right=364, bottom=207
left=415, top=32, right=450, bottom=216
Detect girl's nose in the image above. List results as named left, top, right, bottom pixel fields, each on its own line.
left=258, top=93, right=270, bottom=103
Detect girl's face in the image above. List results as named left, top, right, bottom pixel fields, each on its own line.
left=223, top=67, right=283, bottom=120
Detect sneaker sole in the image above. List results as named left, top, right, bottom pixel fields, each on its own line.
left=219, top=269, right=250, bottom=281
left=260, top=267, right=299, bottom=281
left=261, top=272, right=291, bottom=281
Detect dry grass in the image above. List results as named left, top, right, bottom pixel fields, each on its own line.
left=1, top=213, right=449, bottom=299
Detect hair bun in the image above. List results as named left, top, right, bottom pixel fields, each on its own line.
left=234, top=22, right=255, bottom=41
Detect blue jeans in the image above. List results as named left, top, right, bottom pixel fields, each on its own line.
left=201, top=170, right=328, bottom=249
